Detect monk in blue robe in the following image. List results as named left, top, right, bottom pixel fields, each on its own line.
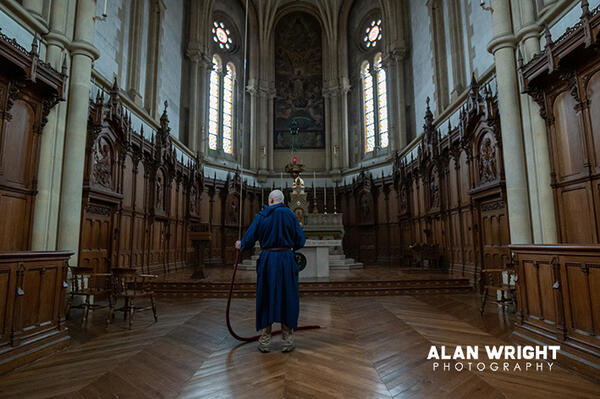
left=235, top=189, right=305, bottom=352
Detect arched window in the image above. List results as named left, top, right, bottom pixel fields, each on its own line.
left=375, top=54, right=388, bottom=149
left=208, top=55, right=221, bottom=151
left=207, top=54, right=236, bottom=155
left=362, top=52, right=389, bottom=153
left=362, top=62, right=375, bottom=153
left=222, top=63, right=235, bottom=154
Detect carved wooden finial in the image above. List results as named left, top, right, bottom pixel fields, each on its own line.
left=581, top=0, right=590, bottom=16
left=544, top=25, right=553, bottom=46
left=61, top=54, right=68, bottom=75
left=30, top=33, right=39, bottom=55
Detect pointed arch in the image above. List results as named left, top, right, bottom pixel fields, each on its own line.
left=208, top=55, right=222, bottom=151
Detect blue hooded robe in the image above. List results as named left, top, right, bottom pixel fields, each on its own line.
left=240, top=202, right=306, bottom=331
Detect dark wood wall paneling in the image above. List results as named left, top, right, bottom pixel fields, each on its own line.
left=0, top=31, right=69, bottom=374
left=511, top=245, right=600, bottom=379
left=522, top=3, right=600, bottom=244
left=81, top=82, right=264, bottom=273
left=332, top=79, right=510, bottom=282
left=0, top=31, right=65, bottom=252
left=514, top=2, right=600, bottom=380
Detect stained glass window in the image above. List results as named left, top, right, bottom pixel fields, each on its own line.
left=222, top=63, right=235, bottom=154
left=212, top=21, right=233, bottom=50
left=375, top=54, right=389, bottom=149
left=363, top=19, right=382, bottom=48
left=208, top=56, right=221, bottom=150
left=362, top=62, right=375, bottom=153
left=362, top=53, right=390, bottom=154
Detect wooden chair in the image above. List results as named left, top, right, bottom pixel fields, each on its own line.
left=107, top=268, right=158, bottom=329
left=66, top=266, right=112, bottom=325
left=479, top=258, right=516, bottom=315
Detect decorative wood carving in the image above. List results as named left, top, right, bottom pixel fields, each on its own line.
left=0, top=29, right=65, bottom=251
left=511, top=244, right=600, bottom=379
left=0, top=251, right=73, bottom=374
left=521, top=1, right=600, bottom=243
left=343, top=75, right=506, bottom=280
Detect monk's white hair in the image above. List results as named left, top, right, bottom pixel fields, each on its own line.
left=268, top=189, right=284, bottom=204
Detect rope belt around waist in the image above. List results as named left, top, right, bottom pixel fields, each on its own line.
left=262, top=247, right=293, bottom=252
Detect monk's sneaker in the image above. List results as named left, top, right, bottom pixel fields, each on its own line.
left=258, top=330, right=271, bottom=353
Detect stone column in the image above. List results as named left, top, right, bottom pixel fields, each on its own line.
left=126, top=0, right=144, bottom=105
left=384, top=49, right=408, bottom=152
left=488, top=0, right=532, bottom=243
left=186, top=52, right=200, bottom=152
left=56, top=0, right=99, bottom=264
left=32, top=0, right=70, bottom=250
left=518, top=0, right=557, bottom=243
left=248, top=81, right=258, bottom=169
left=340, top=79, right=351, bottom=169
left=22, top=0, right=45, bottom=24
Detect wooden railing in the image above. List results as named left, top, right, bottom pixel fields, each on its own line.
left=510, top=245, right=600, bottom=379
left=0, top=251, right=73, bottom=374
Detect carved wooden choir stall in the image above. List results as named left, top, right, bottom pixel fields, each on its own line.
left=339, top=78, right=510, bottom=287
left=514, top=1, right=600, bottom=379
left=81, top=82, right=205, bottom=276
left=0, top=29, right=70, bottom=373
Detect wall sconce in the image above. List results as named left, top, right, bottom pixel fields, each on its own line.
left=480, top=0, right=494, bottom=13
left=94, top=0, right=108, bottom=21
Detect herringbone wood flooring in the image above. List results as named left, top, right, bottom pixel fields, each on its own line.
left=0, top=294, right=598, bottom=398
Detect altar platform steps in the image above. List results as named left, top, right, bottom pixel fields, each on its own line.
left=238, top=253, right=364, bottom=270
left=151, top=278, right=472, bottom=298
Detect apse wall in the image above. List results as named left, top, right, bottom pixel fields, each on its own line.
left=272, top=11, right=326, bottom=172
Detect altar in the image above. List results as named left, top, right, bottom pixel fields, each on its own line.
left=296, top=239, right=341, bottom=279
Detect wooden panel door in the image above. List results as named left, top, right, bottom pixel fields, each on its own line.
left=79, top=204, right=113, bottom=273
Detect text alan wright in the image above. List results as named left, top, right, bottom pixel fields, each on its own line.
left=427, top=345, right=560, bottom=372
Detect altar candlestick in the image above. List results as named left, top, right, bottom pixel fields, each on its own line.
left=324, top=182, right=327, bottom=214
left=280, top=172, right=283, bottom=189
left=261, top=188, right=264, bottom=205
left=334, top=183, right=337, bottom=214
left=103, top=0, right=107, bottom=15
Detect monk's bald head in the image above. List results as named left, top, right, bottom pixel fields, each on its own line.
left=268, top=190, right=284, bottom=206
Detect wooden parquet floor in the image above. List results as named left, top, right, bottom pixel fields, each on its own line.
left=0, top=293, right=598, bottom=399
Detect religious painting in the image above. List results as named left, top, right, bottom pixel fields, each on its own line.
left=274, top=12, right=325, bottom=149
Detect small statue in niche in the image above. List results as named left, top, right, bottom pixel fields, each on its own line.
left=227, top=196, right=239, bottom=225
left=399, top=186, right=408, bottom=210
left=92, top=138, right=112, bottom=188
left=156, top=176, right=163, bottom=209
left=479, top=137, right=497, bottom=184
left=430, top=176, right=440, bottom=209
left=360, top=192, right=371, bottom=217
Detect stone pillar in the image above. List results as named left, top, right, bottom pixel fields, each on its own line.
left=518, top=0, right=558, bottom=243
left=22, top=0, right=45, bottom=23
left=248, top=81, right=258, bottom=169
left=32, top=0, right=70, bottom=250
left=488, top=0, right=532, bottom=243
left=56, top=0, right=99, bottom=264
left=340, top=79, right=351, bottom=169
left=384, top=49, right=408, bottom=152
left=186, top=52, right=200, bottom=152
left=126, top=0, right=144, bottom=104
